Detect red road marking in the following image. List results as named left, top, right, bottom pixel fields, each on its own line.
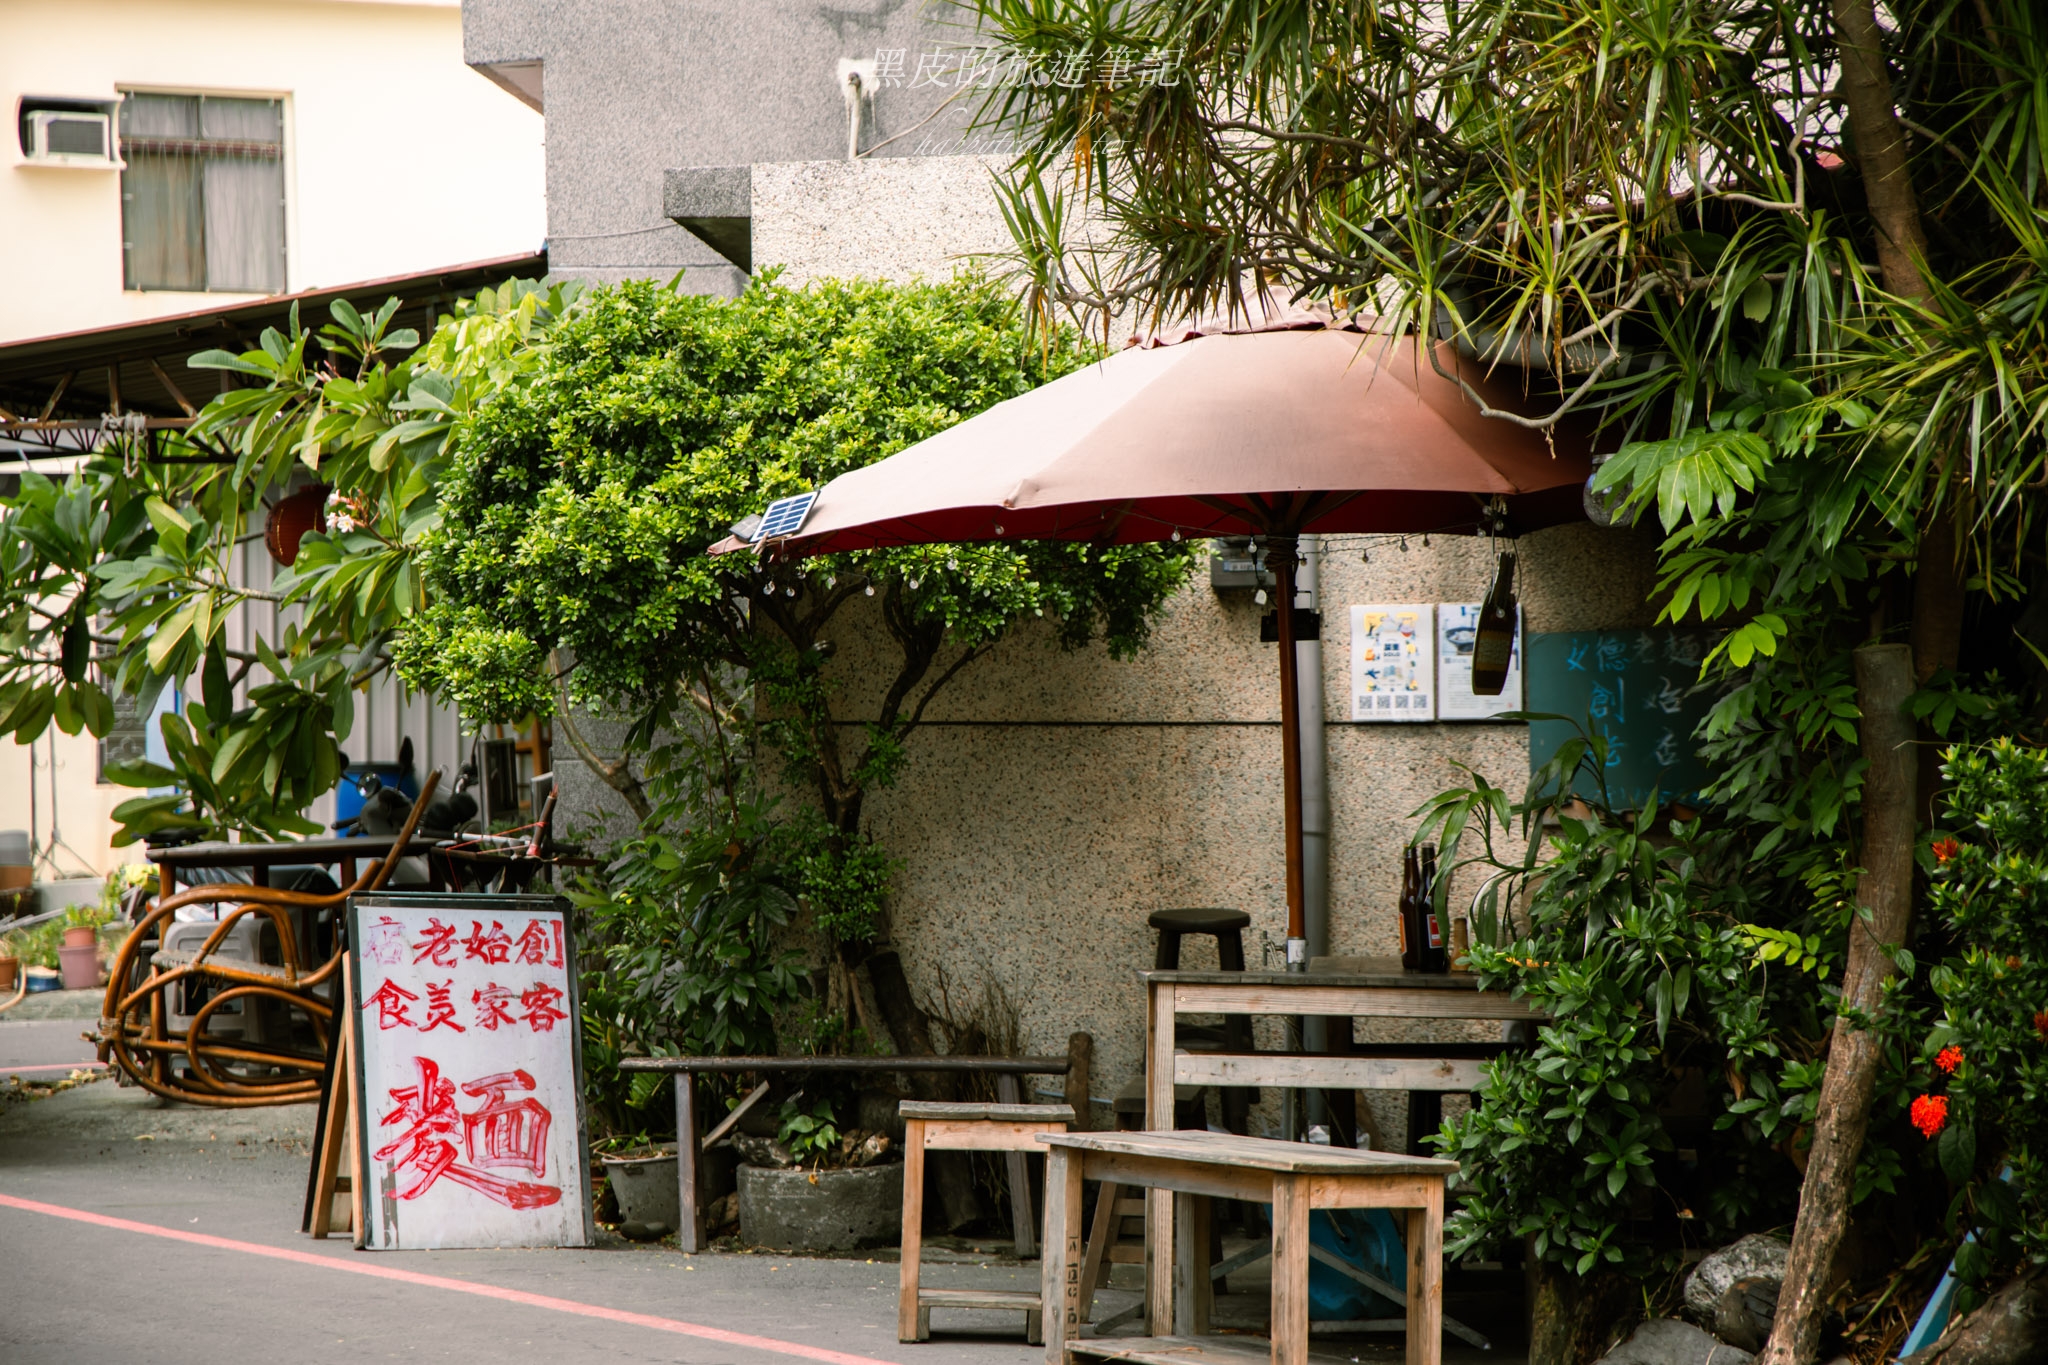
left=2, top=1061, right=106, bottom=1074
left=0, top=1193, right=903, bottom=1365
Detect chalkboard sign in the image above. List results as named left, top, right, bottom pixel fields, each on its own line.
left=1524, top=629, right=1719, bottom=810
left=347, top=893, right=593, bottom=1251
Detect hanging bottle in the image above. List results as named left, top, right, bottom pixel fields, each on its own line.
left=1399, top=846, right=1421, bottom=971
left=1470, top=550, right=1519, bottom=696
left=1420, top=843, right=1449, bottom=973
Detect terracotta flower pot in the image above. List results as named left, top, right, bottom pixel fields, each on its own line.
left=58, top=943, right=101, bottom=991
left=62, top=925, right=97, bottom=949
left=0, top=956, right=18, bottom=991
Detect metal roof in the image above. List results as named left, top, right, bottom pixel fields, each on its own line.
left=0, top=250, right=547, bottom=437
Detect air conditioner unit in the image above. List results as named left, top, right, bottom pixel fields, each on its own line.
left=24, top=109, right=118, bottom=167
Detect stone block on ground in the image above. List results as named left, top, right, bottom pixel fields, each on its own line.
left=1684, top=1233, right=1791, bottom=1324
left=1595, top=1317, right=1756, bottom=1365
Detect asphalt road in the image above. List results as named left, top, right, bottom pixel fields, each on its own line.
left=0, top=1044, right=1521, bottom=1364
left=0, top=1080, right=1066, bottom=1365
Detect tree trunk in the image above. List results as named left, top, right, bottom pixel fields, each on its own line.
left=1912, top=510, right=1967, bottom=821
left=1831, top=0, right=1932, bottom=307
left=1758, top=644, right=1917, bottom=1365
left=1526, top=1259, right=1636, bottom=1365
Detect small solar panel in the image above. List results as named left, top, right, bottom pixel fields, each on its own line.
left=752, top=491, right=818, bottom=543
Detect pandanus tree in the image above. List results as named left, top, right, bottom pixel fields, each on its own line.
left=969, top=1, right=2048, bottom=1357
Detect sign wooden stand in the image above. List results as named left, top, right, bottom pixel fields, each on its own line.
left=306, top=955, right=363, bottom=1241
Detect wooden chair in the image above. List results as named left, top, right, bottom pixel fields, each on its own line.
left=898, top=1099, right=1073, bottom=1343
left=94, top=773, right=438, bottom=1107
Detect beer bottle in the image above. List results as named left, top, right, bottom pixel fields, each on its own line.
left=1470, top=551, right=1519, bottom=696
left=1399, top=845, right=1421, bottom=971
left=1420, top=843, right=1449, bottom=973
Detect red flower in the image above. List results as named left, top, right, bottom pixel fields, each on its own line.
left=1932, top=838, right=1960, bottom=865
left=2034, top=1011, right=2048, bottom=1043
left=1935, top=1046, right=1964, bottom=1075
left=1911, top=1094, right=1949, bottom=1139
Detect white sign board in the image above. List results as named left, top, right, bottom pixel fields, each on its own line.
left=1435, top=603, right=1526, bottom=721
left=348, top=894, right=592, bottom=1251
left=1350, top=604, right=1436, bottom=721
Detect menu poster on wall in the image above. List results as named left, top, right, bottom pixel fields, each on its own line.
left=1350, top=604, right=1436, bottom=722
left=1436, top=603, right=1526, bottom=721
left=348, top=893, right=593, bottom=1252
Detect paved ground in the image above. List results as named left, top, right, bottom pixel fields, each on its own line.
left=0, top=1038, right=1526, bottom=1365
left=0, top=987, right=108, bottom=1084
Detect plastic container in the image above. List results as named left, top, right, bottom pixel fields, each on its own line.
left=24, top=966, right=61, bottom=993
left=58, top=943, right=101, bottom=991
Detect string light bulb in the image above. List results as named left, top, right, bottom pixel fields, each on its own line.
left=1171, top=530, right=1182, bottom=542
left=865, top=585, right=875, bottom=596
left=1254, top=589, right=1268, bottom=605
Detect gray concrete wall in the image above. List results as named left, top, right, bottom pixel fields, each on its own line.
left=464, top=0, right=988, bottom=292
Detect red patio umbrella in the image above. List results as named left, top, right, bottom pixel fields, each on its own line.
left=739, top=310, right=1594, bottom=965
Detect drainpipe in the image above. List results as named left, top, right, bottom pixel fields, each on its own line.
left=1297, top=537, right=1333, bottom=1138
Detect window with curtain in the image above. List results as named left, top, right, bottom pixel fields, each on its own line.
left=119, top=93, right=286, bottom=294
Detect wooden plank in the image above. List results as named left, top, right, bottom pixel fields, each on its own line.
left=1042, top=1145, right=1084, bottom=1365
left=1271, top=1173, right=1312, bottom=1365
left=1145, top=977, right=1176, bottom=1340
left=1079, top=1179, right=1120, bottom=1318
left=1043, top=1130, right=1457, bottom=1177
left=1172, top=1192, right=1211, bottom=1336
left=1146, top=966, right=1484, bottom=990
left=701, top=1080, right=770, bottom=1149
left=996, top=1073, right=1037, bottom=1259
left=1308, top=1173, right=1448, bottom=1211
left=899, top=1117, right=927, bottom=1342
left=618, top=1054, right=1071, bottom=1075
left=1080, top=1150, right=1274, bottom=1204
left=1169, top=982, right=1543, bottom=1021
left=1174, top=1051, right=1488, bottom=1093
left=1065, top=1336, right=1365, bottom=1365
left=919, top=1288, right=1043, bottom=1308
left=901, top=1101, right=1075, bottom=1122
left=1406, top=1182, right=1445, bottom=1365
left=677, top=1075, right=702, bottom=1254
left=922, top=1120, right=1069, bottom=1151
left=307, top=1020, right=351, bottom=1239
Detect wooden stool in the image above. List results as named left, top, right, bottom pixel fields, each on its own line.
left=899, top=1100, right=1073, bottom=1343
left=1149, top=907, right=1256, bottom=1133
left=1079, top=1082, right=1224, bottom=1328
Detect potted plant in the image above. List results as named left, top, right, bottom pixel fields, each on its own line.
left=58, top=906, right=109, bottom=989
left=734, top=1092, right=902, bottom=1252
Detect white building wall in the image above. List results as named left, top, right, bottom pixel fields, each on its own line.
left=0, top=0, right=546, bottom=343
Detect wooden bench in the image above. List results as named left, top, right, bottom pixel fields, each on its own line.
left=899, top=1101, right=1074, bottom=1343
left=617, top=1051, right=1077, bottom=1252
left=1037, top=1130, right=1458, bottom=1365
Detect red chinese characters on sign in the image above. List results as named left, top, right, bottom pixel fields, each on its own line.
left=374, top=1056, right=560, bottom=1209
left=365, top=979, right=419, bottom=1031
left=473, top=982, right=518, bottom=1031
left=520, top=982, right=567, bottom=1032
left=421, top=980, right=467, bottom=1033
left=514, top=920, right=565, bottom=969
left=412, top=917, right=460, bottom=967
left=463, top=920, right=513, bottom=965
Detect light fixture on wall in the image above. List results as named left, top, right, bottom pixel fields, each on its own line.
left=837, top=58, right=877, bottom=160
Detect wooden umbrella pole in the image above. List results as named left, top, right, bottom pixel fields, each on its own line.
left=1269, top=536, right=1308, bottom=969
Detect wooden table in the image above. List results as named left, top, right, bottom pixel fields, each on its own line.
left=1039, top=1130, right=1457, bottom=1365
left=150, top=835, right=440, bottom=895
left=1140, top=957, right=1542, bottom=1344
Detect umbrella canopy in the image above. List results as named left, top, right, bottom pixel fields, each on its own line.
left=772, top=325, right=1592, bottom=555
left=740, top=312, right=1595, bottom=963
